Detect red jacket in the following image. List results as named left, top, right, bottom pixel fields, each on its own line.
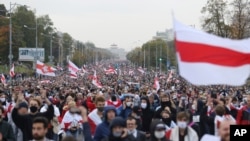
left=86, top=98, right=96, bottom=112
left=236, top=105, right=250, bottom=125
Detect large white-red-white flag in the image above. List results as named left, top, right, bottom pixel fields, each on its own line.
left=9, top=64, right=15, bottom=77
left=1, top=74, right=6, bottom=84
left=92, top=70, right=102, bottom=88
left=36, top=61, right=56, bottom=76
left=68, top=60, right=80, bottom=79
left=174, top=19, right=250, bottom=86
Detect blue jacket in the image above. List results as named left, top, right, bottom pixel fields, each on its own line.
left=93, top=105, right=117, bottom=141
left=117, top=106, right=132, bottom=119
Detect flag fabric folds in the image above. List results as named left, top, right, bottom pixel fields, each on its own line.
left=92, top=70, right=102, bottom=88
left=36, top=61, right=56, bottom=76
left=1, top=74, right=6, bottom=84
left=9, top=64, right=15, bottom=77
left=174, top=19, right=250, bottom=86
left=68, top=60, right=80, bottom=79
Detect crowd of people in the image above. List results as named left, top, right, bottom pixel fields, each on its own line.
left=0, top=62, right=249, bottom=141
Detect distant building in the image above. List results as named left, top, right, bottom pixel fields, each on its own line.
left=108, top=44, right=127, bottom=60
left=153, top=29, right=174, bottom=42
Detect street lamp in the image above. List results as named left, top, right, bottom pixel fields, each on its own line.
left=8, top=2, right=28, bottom=83
left=24, top=17, right=38, bottom=69
left=41, top=33, right=54, bottom=65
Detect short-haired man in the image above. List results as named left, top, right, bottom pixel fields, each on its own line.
left=88, top=95, right=106, bottom=135
left=126, top=116, right=146, bottom=141
left=30, top=116, right=54, bottom=141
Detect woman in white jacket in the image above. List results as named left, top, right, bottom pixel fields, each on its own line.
left=166, top=111, right=199, bottom=141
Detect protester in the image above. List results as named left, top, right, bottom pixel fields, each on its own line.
left=93, top=105, right=117, bottom=141
left=30, top=116, right=54, bottom=141
left=0, top=106, right=15, bottom=141
left=166, top=111, right=199, bottom=141
left=126, top=116, right=146, bottom=141
left=12, top=92, right=54, bottom=141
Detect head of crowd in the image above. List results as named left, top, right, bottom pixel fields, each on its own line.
left=0, top=62, right=249, bottom=141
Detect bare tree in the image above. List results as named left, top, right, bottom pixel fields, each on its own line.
left=230, top=0, right=250, bottom=39
left=201, top=0, right=231, bottom=37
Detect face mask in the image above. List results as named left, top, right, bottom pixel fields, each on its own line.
left=141, top=103, right=147, bottom=109
left=192, top=104, right=196, bottom=110
left=154, top=131, right=165, bottom=139
left=0, top=98, right=5, bottom=102
left=111, top=96, right=117, bottom=101
left=177, top=121, right=187, bottom=129
left=162, top=118, right=171, bottom=125
left=30, top=106, right=38, bottom=113
left=126, top=102, right=132, bottom=107
left=113, top=101, right=118, bottom=105
left=113, top=131, right=122, bottom=137
left=97, top=107, right=104, bottom=112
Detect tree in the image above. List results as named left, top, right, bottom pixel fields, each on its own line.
left=201, top=0, right=231, bottom=37
left=230, top=0, right=250, bottom=39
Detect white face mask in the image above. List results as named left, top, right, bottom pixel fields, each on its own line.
left=154, top=131, right=165, bottom=139
left=141, top=103, right=147, bottom=109
left=192, top=104, right=196, bottom=110
left=0, top=98, right=5, bottom=102
left=177, top=121, right=187, bottom=129
left=126, top=102, right=132, bottom=107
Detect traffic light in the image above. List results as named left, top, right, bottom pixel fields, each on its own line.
left=159, top=58, right=162, bottom=61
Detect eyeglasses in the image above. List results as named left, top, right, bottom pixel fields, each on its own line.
left=127, top=123, right=136, bottom=126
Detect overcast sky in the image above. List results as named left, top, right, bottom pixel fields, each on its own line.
left=2, top=0, right=208, bottom=51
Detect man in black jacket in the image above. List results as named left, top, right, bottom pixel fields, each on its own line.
left=126, top=116, right=146, bottom=141
left=12, top=92, right=54, bottom=141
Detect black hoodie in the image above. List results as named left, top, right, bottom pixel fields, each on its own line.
left=102, top=117, right=130, bottom=141
left=141, top=96, right=154, bottom=133
left=150, top=120, right=169, bottom=141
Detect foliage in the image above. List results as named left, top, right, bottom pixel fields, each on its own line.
left=126, top=39, right=176, bottom=71
left=201, top=0, right=250, bottom=39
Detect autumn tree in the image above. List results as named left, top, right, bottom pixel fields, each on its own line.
left=201, top=0, right=231, bottom=37
left=230, top=0, right=250, bottom=39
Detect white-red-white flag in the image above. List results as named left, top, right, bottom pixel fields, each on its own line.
left=104, top=67, right=116, bottom=74
left=92, top=70, right=102, bottom=88
left=9, top=64, right=15, bottom=77
left=174, top=19, right=250, bottom=86
left=153, top=75, right=160, bottom=91
left=137, top=67, right=145, bottom=74
left=36, top=61, right=56, bottom=76
left=1, top=74, right=6, bottom=84
left=68, top=60, right=80, bottom=79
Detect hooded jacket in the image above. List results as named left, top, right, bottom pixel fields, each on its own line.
left=93, top=105, right=117, bottom=141
left=150, top=120, right=169, bottom=141
left=102, top=117, right=130, bottom=141
left=141, top=96, right=154, bottom=133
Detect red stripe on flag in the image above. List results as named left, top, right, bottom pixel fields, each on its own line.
left=176, top=40, right=250, bottom=67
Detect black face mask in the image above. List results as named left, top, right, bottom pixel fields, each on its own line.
left=30, top=106, right=38, bottom=113
left=161, top=101, right=171, bottom=108
left=97, top=107, right=104, bottom=112
left=162, top=118, right=171, bottom=126
left=111, top=96, right=117, bottom=101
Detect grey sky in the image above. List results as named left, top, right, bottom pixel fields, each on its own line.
left=2, top=0, right=208, bottom=51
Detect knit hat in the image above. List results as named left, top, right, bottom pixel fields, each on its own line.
left=18, top=102, right=28, bottom=109
left=110, top=117, right=126, bottom=130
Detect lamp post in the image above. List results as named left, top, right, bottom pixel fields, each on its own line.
left=24, top=17, right=38, bottom=69
left=41, top=33, right=54, bottom=65
left=8, top=2, right=27, bottom=83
